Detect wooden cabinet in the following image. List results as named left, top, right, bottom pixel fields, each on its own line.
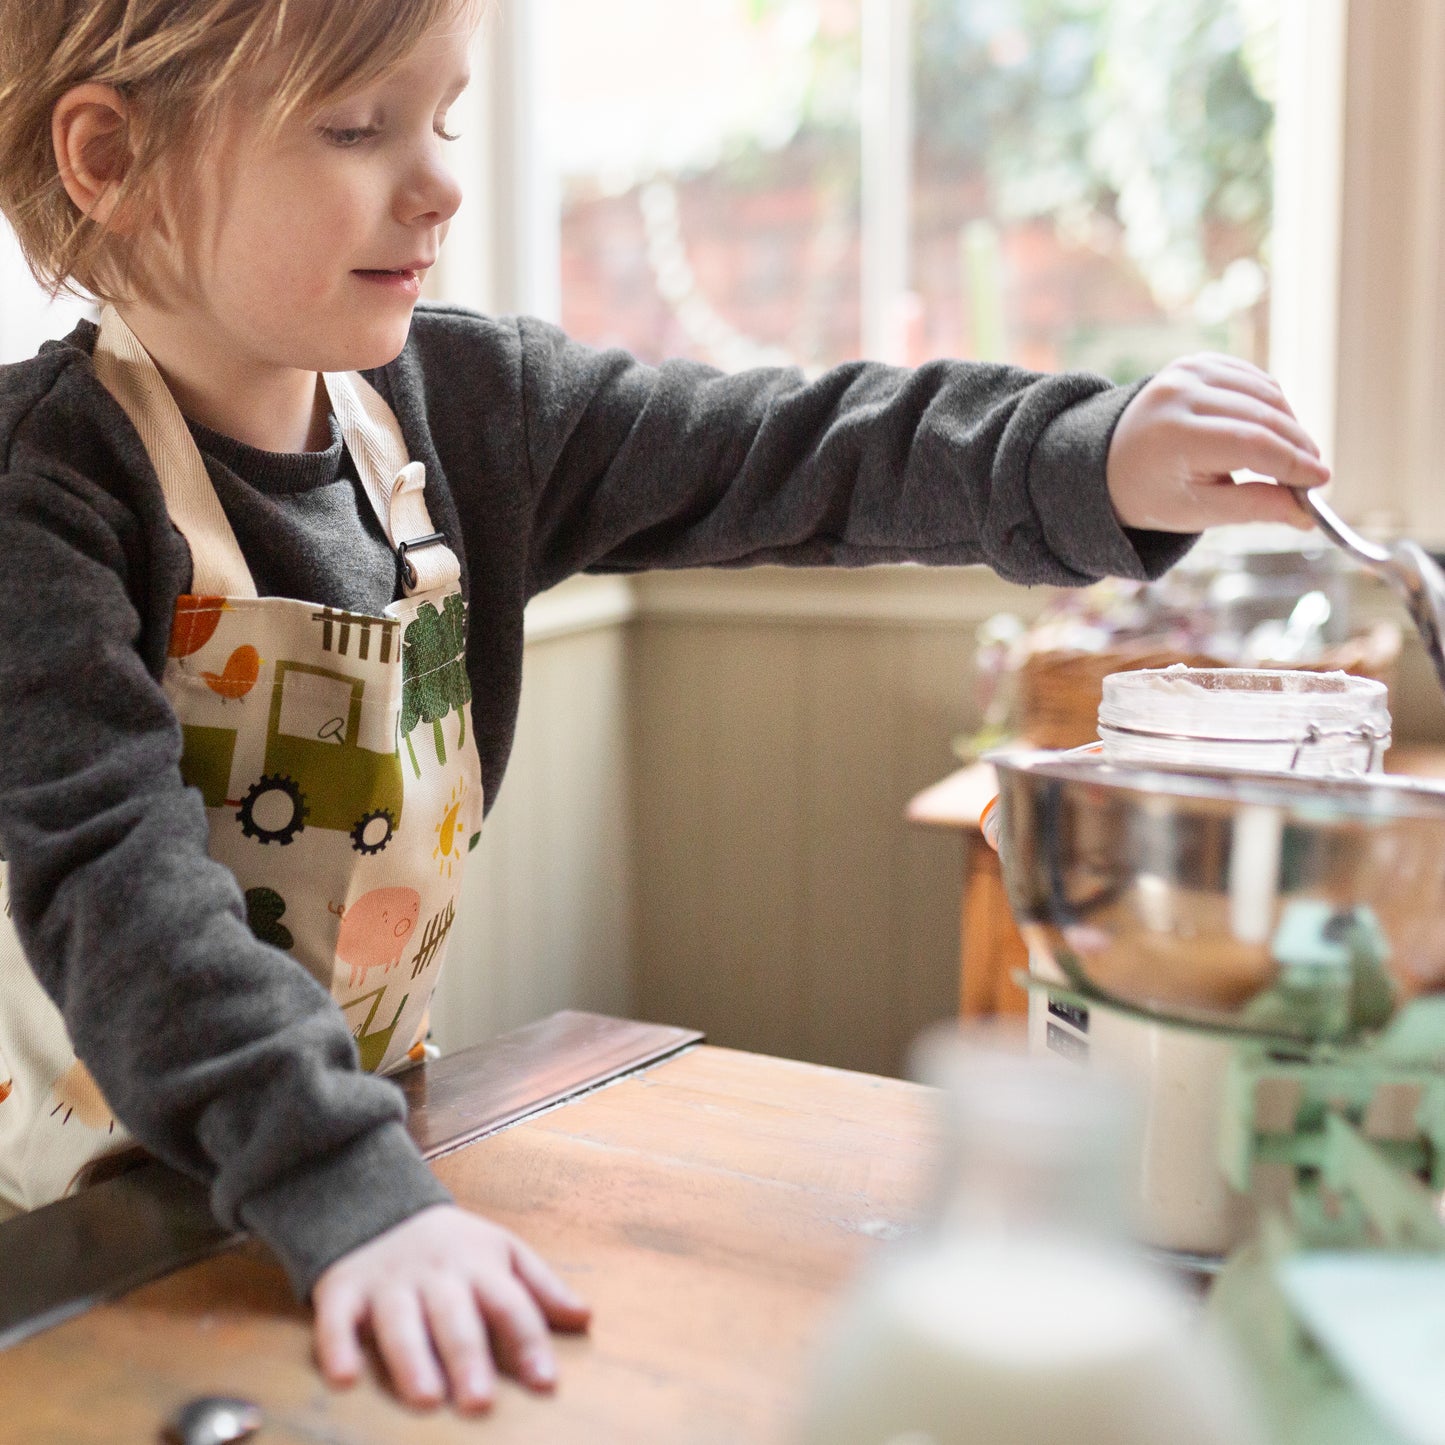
left=907, top=761, right=1028, bottom=1020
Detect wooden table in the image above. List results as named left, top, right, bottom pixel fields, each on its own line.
left=0, top=1016, right=936, bottom=1443
left=909, top=744, right=1445, bottom=1022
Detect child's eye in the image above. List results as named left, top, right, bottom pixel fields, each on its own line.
left=320, top=125, right=380, bottom=148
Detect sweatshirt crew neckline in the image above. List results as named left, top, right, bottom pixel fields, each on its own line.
left=186, top=411, right=346, bottom=498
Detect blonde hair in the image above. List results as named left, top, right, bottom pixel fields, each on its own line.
left=0, top=0, right=480, bottom=300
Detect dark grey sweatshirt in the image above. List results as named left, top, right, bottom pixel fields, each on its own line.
left=0, top=303, right=1187, bottom=1296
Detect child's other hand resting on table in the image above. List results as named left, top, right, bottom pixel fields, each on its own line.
left=312, top=1204, right=592, bottom=1414
left=1107, top=353, right=1330, bottom=533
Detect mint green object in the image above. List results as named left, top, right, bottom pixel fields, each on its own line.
left=1188, top=916, right=1444, bottom=1445
left=1026, top=937, right=1445, bottom=1444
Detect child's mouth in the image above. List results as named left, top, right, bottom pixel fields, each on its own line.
left=353, top=268, right=422, bottom=296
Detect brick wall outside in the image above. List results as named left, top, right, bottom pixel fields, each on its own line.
left=560, top=153, right=1269, bottom=379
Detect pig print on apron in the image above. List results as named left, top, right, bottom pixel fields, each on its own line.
left=0, top=306, right=483, bottom=1215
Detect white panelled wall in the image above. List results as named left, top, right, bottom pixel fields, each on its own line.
left=627, top=571, right=998, bottom=1077
left=429, top=578, right=637, bottom=1054
left=435, top=566, right=1023, bottom=1077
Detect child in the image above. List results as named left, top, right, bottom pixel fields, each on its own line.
left=0, top=0, right=1326, bottom=1417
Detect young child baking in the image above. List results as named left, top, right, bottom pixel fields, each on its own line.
left=0, top=0, right=1327, bottom=1417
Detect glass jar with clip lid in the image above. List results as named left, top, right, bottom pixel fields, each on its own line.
left=1096, top=666, right=1390, bottom=776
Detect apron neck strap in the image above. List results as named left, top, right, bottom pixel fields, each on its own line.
left=92, top=306, right=460, bottom=601
left=93, top=305, right=258, bottom=599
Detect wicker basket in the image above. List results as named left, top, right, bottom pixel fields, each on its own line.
left=1016, top=622, right=1402, bottom=752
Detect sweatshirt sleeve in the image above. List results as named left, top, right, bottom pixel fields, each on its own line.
left=513, top=317, right=1194, bottom=595
left=0, top=459, right=449, bottom=1298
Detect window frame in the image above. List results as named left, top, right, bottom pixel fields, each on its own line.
left=1330, top=0, right=1445, bottom=544
left=1268, top=0, right=1348, bottom=494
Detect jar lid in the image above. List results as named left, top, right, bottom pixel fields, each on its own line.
left=1098, top=666, right=1390, bottom=744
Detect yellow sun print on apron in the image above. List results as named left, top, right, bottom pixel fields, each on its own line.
left=433, top=776, right=469, bottom=879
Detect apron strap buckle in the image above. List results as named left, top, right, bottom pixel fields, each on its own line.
left=396, top=532, right=448, bottom=592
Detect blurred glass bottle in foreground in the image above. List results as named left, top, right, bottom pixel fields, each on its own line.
left=798, top=1036, right=1267, bottom=1445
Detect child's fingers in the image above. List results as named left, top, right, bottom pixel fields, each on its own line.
left=1187, top=391, right=1322, bottom=462
left=510, top=1238, right=592, bottom=1332
left=1188, top=419, right=1330, bottom=491
left=371, top=1286, right=447, bottom=1408
left=473, top=1269, right=557, bottom=1392
left=1178, top=350, right=1270, bottom=380
left=1191, top=477, right=1318, bottom=532
left=420, top=1277, right=496, bottom=1414
left=1198, top=367, right=1318, bottom=453
left=313, top=1282, right=368, bottom=1386
left=1190, top=354, right=1304, bottom=424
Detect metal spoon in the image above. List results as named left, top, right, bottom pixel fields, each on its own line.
left=1297, top=488, right=1445, bottom=694
left=161, top=1396, right=263, bottom=1445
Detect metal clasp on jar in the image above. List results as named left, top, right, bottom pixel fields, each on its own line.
left=1288, top=722, right=1392, bottom=773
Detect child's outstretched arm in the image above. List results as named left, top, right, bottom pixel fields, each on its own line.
left=1106, top=352, right=1329, bottom=532
left=416, top=313, right=1326, bottom=600
left=312, top=1204, right=591, bottom=1413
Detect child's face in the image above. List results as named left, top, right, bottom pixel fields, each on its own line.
left=156, top=18, right=472, bottom=376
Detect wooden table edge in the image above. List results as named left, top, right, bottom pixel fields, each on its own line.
left=0, top=1011, right=704, bottom=1353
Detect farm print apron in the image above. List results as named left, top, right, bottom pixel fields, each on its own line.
left=0, top=306, right=483, bottom=1214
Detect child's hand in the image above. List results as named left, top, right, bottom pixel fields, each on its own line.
left=311, top=1204, right=591, bottom=1414
left=1107, top=353, right=1330, bottom=534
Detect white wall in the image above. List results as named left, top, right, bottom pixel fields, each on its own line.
left=628, top=575, right=992, bottom=1077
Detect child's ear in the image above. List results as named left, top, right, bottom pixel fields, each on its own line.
left=52, top=83, right=135, bottom=231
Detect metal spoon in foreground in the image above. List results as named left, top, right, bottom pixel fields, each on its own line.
left=161, top=1396, right=263, bottom=1445
left=1297, top=487, right=1445, bottom=695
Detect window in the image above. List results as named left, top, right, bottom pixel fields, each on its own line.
left=550, top=0, right=865, bottom=372
left=543, top=0, right=1281, bottom=383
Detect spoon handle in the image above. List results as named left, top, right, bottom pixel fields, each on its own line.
left=1295, top=487, right=1393, bottom=568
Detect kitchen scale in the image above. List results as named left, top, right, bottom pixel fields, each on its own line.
left=990, top=749, right=1445, bottom=1445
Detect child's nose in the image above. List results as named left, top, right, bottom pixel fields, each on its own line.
left=401, top=154, right=463, bottom=229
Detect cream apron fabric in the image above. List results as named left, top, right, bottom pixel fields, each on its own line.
left=0, top=307, right=483, bottom=1215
